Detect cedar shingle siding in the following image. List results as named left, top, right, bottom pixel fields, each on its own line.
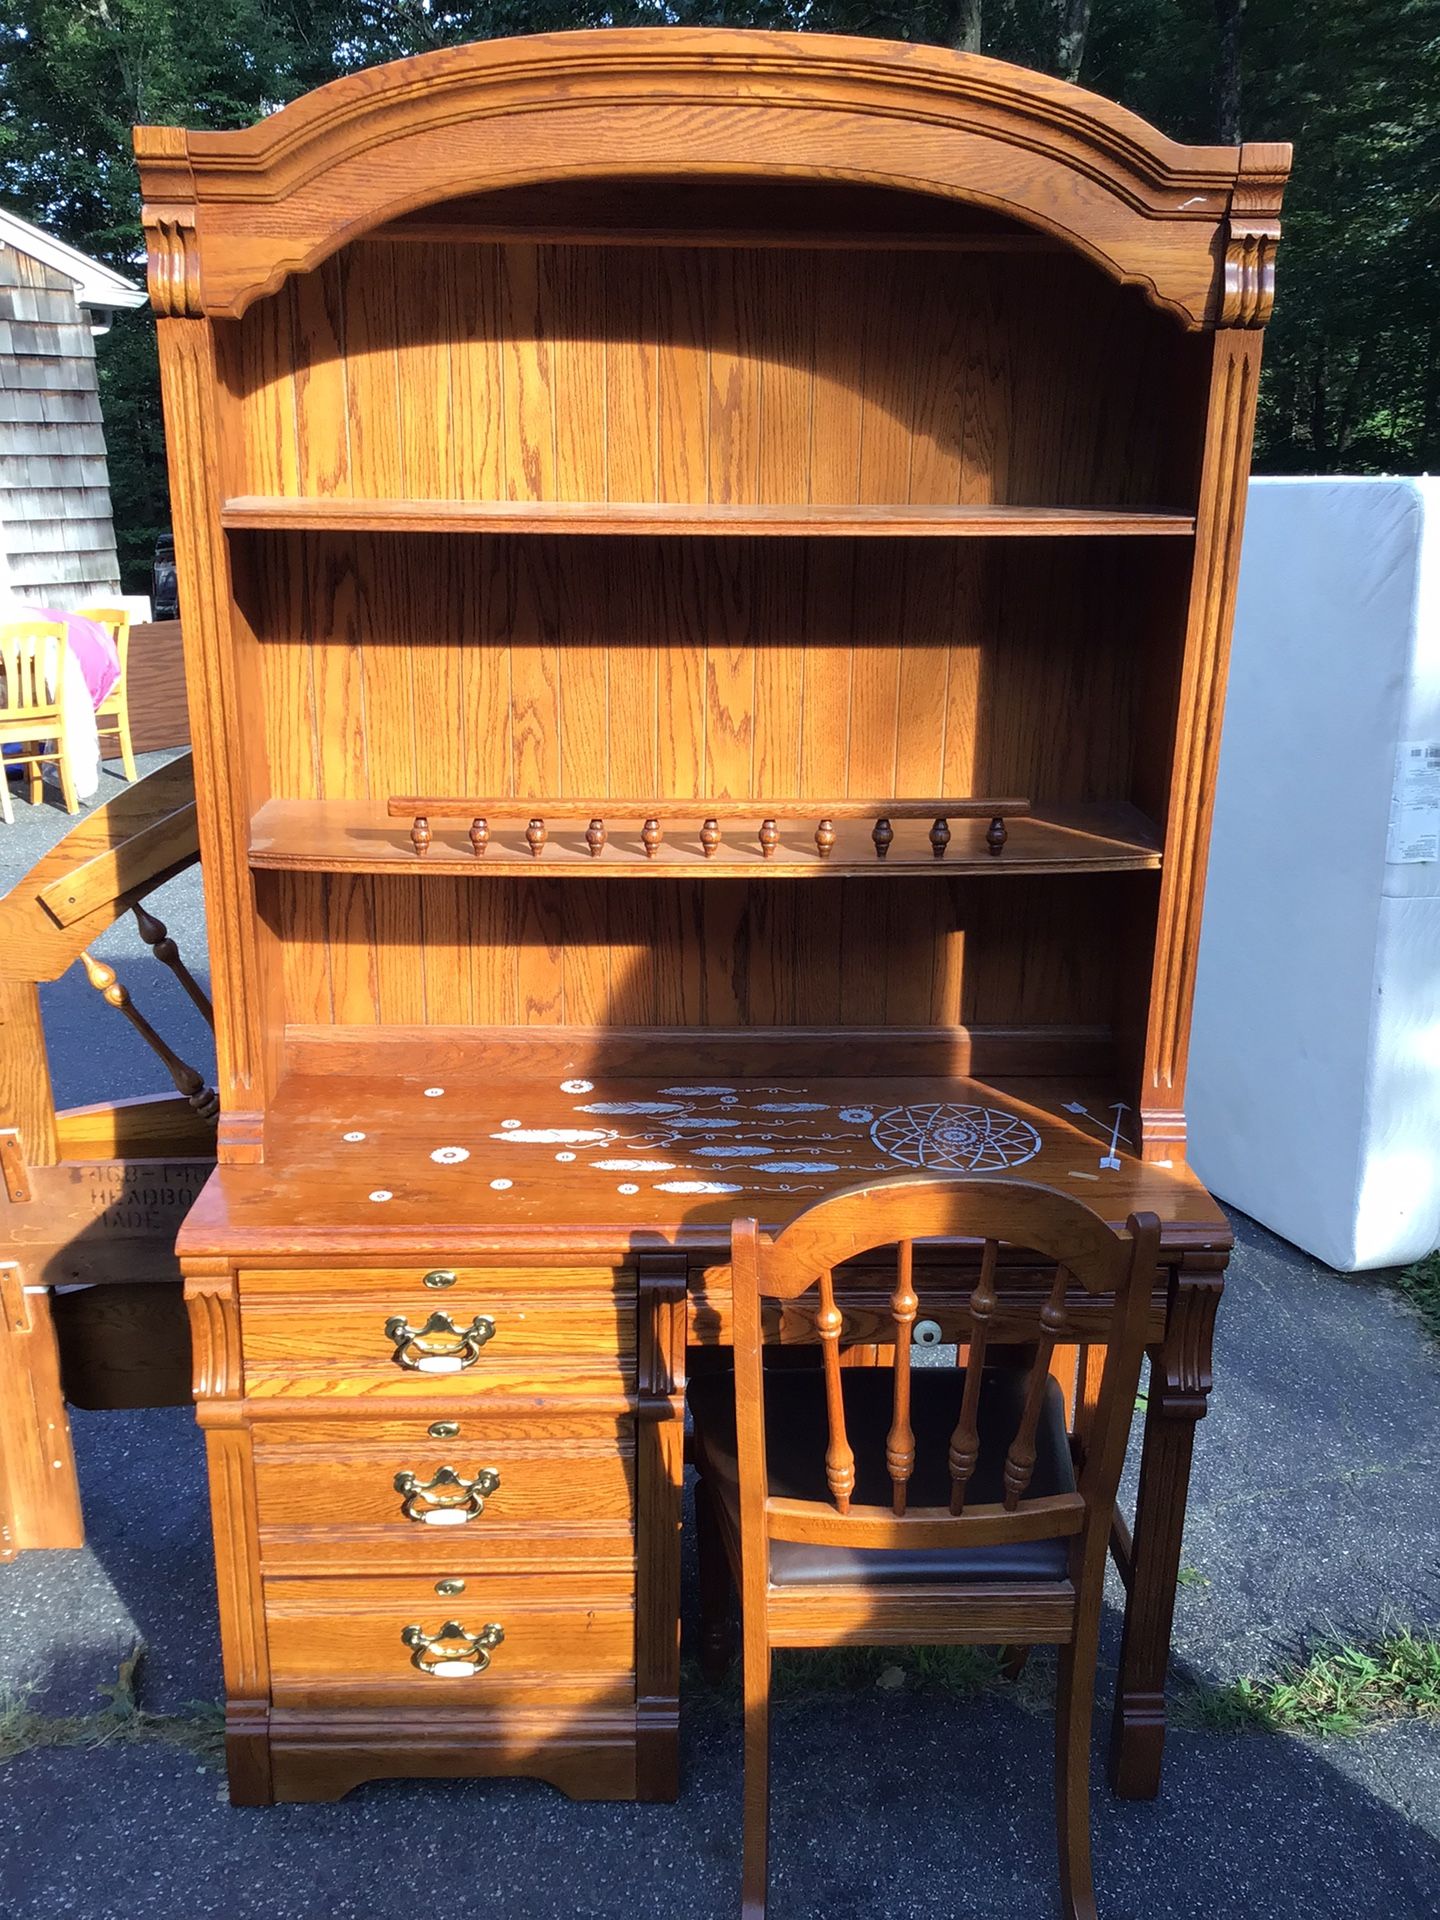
left=0, top=241, right=123, bottom=606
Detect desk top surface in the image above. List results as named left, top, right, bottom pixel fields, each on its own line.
left=179, top=1063, right=1230, bottom=1263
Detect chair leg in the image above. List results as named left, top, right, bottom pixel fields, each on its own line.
left=57, top=747, right=79, bottom=814
left=695, top=1475, right=736, bottom=1683
left=0, top=764, right=13, bottom=825
left=741, top=1615, right=771, bottom=1920
left=1055, top=1630, right=1100, bottom=1920
left=25, top=752, right=41, bottom=807
left=115, top=702, right=137, bottom=783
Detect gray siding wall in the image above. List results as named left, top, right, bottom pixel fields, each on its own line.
left=0, top=242, right=124, bottom=608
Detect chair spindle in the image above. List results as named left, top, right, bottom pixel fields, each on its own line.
left=948, top=1237, right=999, bottom=1514
left=886, top=1239, right=918, bottom=1514
left=1002, top=1265, right=1072, bottom=1509
left=816, top=1268, right=855, bottom=1513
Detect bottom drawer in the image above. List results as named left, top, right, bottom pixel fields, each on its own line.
left=264, top=1569, right=635, bottom=1709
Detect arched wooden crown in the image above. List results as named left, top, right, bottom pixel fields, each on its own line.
left=134, top=28, right=1287, bottom=327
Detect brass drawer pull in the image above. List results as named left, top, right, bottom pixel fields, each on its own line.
left=384, top=1310, right=495, bottom=1372
left=393, top=1464, right=500, bottom=1525
left=401, top=1619, right=504, bottom=1678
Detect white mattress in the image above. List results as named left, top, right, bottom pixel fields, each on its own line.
left=1189, top=477, right=1440, bottom=1271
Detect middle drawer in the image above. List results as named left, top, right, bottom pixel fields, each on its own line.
left=251, top=1411, right=636, bottom=1572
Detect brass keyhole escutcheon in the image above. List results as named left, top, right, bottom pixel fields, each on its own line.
left=428, top=1420, right=460, bottom=1439
left=423, top=1269, right=458, bottom=1290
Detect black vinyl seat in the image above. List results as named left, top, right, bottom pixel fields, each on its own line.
left=689, top=1364, right=1077, bottom=1587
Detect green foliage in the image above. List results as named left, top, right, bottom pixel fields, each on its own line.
left=1175, top=1627, right=1440, bottom=1737
left=1395, top=1249, right=1440, bottom=1341
left=0, top=1646, right=225, bottom=1765
left=3, top=0, right=1436, bottom=587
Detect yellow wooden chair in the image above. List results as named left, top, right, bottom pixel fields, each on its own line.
left=75, top=605, right=137, bottom=783
left=0, top=617, right=77, bottom=822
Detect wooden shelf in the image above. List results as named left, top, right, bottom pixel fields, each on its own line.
left=221, top=498, right=1197, bottom=539
left=248, top=801, right=1162, bottom=878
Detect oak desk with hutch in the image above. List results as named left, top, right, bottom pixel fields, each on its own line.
left=136, top=29, right=1286, bottom=1809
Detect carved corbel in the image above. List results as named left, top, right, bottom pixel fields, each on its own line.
left=1221, top=142, right=1287, bottom=327
left=185, top=1263, right=242, bottom=1400
left=1150, top=1255, right=1226, bottom=1421
left=145, top=207, right=202, bottom=317
left=1220, top=217, right=1280, bottom=327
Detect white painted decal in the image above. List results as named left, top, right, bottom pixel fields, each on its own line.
left=754, top=1101, right=828, bottom=1113
left=560, top=1078, right=594, bottom=1094
left=342, top=1131, right=366, bottom=1143
left=755, top=1161, right=840, bottom=1174
left=423, top=1087, right=445, bottom=1098
left=592, top=1159, right=677, bottom=1172
left=430, top=1146, right=470, bottom=1165
left=489, top=1178, right=513, bottom=1191
left=654, top=1180, right=745, bottom=1195
left=492, top=1127, right=612, bottom=1145
left=577, top=1101, right=686, bottom=1116
left=659, top=1085, right=736, bottom=1096
left=368, top=1189, right=393, bottom=1203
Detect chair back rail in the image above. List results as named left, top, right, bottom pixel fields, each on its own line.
left=0, top=619, right=67, bottom=723
left=731, top=1176, right=1160, bottom=1563
left=73, top=607, right=133, bottom=695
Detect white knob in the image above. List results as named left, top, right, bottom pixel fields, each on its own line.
left=913, top=1318, right=944, bottom=1346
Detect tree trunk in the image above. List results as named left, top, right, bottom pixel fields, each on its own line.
left=1058, top=0, right=1092, bottom=82
left=1214, top=0, right=1244, bottom=143
left=941, top=0, right=983, bottom=53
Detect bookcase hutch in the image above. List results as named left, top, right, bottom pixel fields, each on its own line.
left=136, top=29, right=1286, bottom=1807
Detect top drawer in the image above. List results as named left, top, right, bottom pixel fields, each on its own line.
left=237, top=1266, right=635, bottom=1400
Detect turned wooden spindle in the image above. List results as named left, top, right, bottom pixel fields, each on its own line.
left=886, top=1239, right=919, bottom=1515
left=816, top=1268, right=855, bottom=1513
left=700, top=817, right=721, bottom=859
left=132, top=901, right=215, bottom=1028
left=641, top=817, right=663, bottom=859
left=525, top=818, right=547, bottom=857
left=929, top=816, right=951, bottom=859
left=987, top=814, right=1008, bottom=856
left=758, top=818, right=779, bottom=860
left=872, top=816, right=894, bottom=859
left=586, top=818, right=606, bottom=858
left=410, top=815, right=431, bottom=857
left=814, top=817, right=836, bottom=859
left=948, top=1237, right=999, bottom=1515
left=1002, top=1266, right=1072, bottom=1509
left=468, top=817, right=489, bottom=856
left=77, top=950, right=219, bottom=1123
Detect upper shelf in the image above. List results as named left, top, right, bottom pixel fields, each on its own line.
left=220, top=498, right=1197, bottom=540
left=248, top=800, right=1162, bottom=879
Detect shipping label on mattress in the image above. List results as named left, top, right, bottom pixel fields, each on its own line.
left=1387, top=742, right=1440, bottom=863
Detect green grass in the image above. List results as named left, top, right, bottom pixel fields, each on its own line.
left=1175, top=1628, right=1440, bottom=1737
left=1394, top=1249, right=1440, bottom=1342
left=0, top=1647, right=224, bottom=1767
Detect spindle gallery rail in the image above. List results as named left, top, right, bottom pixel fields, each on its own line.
left=385, top=797, right=1030, bottom=866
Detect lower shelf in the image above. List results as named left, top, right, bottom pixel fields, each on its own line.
left=248, top=799, right=1162, bottom=877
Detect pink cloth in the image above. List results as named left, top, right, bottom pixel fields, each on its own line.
left=35, top=605, right=120, bottom=708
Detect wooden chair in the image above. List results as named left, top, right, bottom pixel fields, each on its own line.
left=689, top=1175, right=1160, bottom=1920
left=75, top=606, right=137, bottom=783
left=0, top=618, right=76, bottom=821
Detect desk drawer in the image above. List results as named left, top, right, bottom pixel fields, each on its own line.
left=238, top=1266, right=635, bottom=1398
left=264, top=1570, right=635, bottom=1709
left=251, top=1412, right=635, bottom=1570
